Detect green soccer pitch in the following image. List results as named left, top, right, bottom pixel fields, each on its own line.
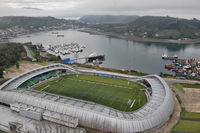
left=34, top=74, right=147, bottom=112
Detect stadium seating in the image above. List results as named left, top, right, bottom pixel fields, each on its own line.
left=46, top=71, right=57, bottom=79
left=30, top=78, right=39, bottom=84
left=18, top=71, right=57, bottom=88
left=18, top=83, right=28, bottom=89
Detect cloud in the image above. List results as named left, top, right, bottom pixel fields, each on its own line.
left=0, top=0, right=199, bottom=19
left=23, top=7, right=41, bottom=11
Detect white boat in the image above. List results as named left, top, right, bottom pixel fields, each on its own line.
left=162, top=54, right=178, bottom=59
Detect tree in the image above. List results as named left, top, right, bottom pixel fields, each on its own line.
left=16, top=62, right=20, bottom=69
left=57, top=55, right=61, bottom=61
left=0, top=66, right=4, bottom=78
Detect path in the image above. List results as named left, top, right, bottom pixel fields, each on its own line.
left=24, top=45, right=36, bottom=61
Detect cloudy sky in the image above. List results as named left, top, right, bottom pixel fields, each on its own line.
left=0, top=0, right=200, bottom=19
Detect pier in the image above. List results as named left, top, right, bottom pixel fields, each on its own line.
left=71, top=54, right=105, bottom=63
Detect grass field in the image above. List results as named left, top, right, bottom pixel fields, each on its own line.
left=34, top=74, right=147, bottom=112
left=27, top=46, right=36, bottom=58
left=172, top=107, right=200, bottom=133
left=173, top=120, right=200, bottom=133
left=19, top=61, right=47, bottom=66
left=5, top=68, right=15, bottom=73
left=172, top=84, right=200, bottom=133
left=173, top=83, right=200, bottom=93
left=181, top=108, right=200, bottom=119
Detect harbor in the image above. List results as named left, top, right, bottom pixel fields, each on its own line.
left=9, top=29, right=200, bottom=74
left=46, top=43, right=105, bottom=65
left=163, top=54, right=200, bottom=79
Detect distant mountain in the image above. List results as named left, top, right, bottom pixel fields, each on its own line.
left=131, top=16, right=200, bottom=39
left=80, top=15, right=139, bottom=24
left=89, top=16, right=200, bottom=39
left=0, top=16, right=72, bottom=29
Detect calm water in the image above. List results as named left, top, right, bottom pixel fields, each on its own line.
left=10, top=29, right=200, bottom=74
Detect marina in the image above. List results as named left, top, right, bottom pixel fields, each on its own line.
left=47, top=42, right=105, bottom=65
left=48, top=43, right=86, bottom=55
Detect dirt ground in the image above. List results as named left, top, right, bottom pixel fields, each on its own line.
left=4, top=63, right=43, bottom=79
left=180, top=88, right=200, bottom=112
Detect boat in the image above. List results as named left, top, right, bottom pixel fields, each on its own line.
left=175, top=70, right=184, bottom=74
left=89, top=52, right=97, bottom=57
left=176, top=73, right=187, bottom=77
left=57, top=35, right=64, bottom=37
left=162, top=54, right=178, bottom=59
left=165, top=64, right=175, bottom=69
left=98, top=61, right=103, bottom=64
left=52, top=32, right=59, bottom=34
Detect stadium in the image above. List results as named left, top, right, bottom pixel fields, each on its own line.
left=0, top=63, right=174, bottom=133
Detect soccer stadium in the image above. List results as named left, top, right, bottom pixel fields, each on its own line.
left=0, top=64, right=174, bottom=133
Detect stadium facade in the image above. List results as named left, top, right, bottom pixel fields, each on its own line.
left=0, top=64, right=174, bottom=133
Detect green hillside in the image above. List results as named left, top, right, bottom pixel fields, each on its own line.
left=131, top=16, right=200, bottom=39
left=89, top=16, right=200, bottom=40
left=80, top=15, right=139, bottom=24
left=0, top=16, right=72, bottom=29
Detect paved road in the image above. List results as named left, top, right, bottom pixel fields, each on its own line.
left=164, top=78, right=200, bottom=87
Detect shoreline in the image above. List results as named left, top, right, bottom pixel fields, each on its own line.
left=79, top=28, right=200, bottom=45
left=0, top=27, right=71, bottom=44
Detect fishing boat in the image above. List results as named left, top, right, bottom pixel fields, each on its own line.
left=57, top=35, right=64, bottom=37
left=165, top=64, right=175, bottom=69
left=175, top=70, right=184, bottom=74
left=162, top=54, right=178, bottom=59
left=52, top=32, right=59, bottom=34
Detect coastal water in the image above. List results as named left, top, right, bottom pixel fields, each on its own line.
left=10, top=29, right=200, bottom=74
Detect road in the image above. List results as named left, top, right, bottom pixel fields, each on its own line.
left=164, top=78, right=200, bottom=87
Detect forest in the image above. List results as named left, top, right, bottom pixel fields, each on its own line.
left=0, top=43, right=26, bottom=78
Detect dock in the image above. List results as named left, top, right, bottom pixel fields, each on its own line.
left=71, top=54, right=105, bottom=63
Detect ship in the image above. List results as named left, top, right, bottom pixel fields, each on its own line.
left=162, top=54, right=178, bottom=59
left=52, top=32, right=59, bottom=34
left=165, top=64, right=175, bottom=69
left=57, top=35, right=64, bottom=37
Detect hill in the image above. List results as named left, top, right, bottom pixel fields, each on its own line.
left=0, top=16, right=73, bottom=29
left=131, top=16, right=200, bottom=39
left=80, top=15, right=139, bottom=24
left=88, top=16, right=200, bottom=40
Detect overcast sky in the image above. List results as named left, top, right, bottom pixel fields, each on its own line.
left=0, top=0, right=200, bottom=19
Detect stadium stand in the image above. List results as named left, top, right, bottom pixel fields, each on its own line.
left=18, top=71, right=58, bottom=89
